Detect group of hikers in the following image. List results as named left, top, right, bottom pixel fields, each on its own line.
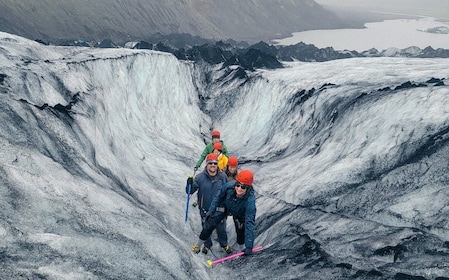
left=186, top=130, right=256, bottom=256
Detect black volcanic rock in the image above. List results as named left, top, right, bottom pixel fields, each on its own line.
left=133, top=41, right=153, bottom=50
left=97, top=39, right=118, bottom=48
left=145, top=33, right=213, bottom=49
left=224, top=49, right=283, bottom=71
left=146, top=37, right=449, bottom=72
left=154, top=42, right=177, bottom=53
left=34, top=39, right=49, bottom=45
left=277, top=42, right=355, bottom=62
left=0, top=73, right=6, bottom=85
left=426, top=78, right=445, bottom=86
left=182, top=43, right=235, bottom=64
left=248, top=41, right=279, bottom=57
left=394, top=81, right=427, bottom=90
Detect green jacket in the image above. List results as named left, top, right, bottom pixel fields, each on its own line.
left=195, top=141, right=229, bottom=168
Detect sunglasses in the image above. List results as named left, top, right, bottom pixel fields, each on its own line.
left=207, top=162, right=218, bottom=166
left=235, top=182, right=249, bottom=190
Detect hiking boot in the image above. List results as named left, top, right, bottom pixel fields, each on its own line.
left=191, top=244, right=200, bottom=254
left=223, top=245, right=232, bottom=254
left=202, top=246, right=209, bottom=254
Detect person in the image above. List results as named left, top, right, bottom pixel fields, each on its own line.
left=192, top=140, right=229, bottom=208
left=194, top=130, right=229, bottom=171
left=212, top=142, right=228, bottom=171
left=191, top=169, right=256, bottom=256
left=224, top=156, right=239, bottom=181
left=186, top=153, right=231, bottom=254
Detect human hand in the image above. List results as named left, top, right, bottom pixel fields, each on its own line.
left=205, top=211, right=213, bottom=221
left=187, top=176, right=193, bottom=185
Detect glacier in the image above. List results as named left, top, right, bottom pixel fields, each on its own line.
left=1, top=31, right=449, bottom=279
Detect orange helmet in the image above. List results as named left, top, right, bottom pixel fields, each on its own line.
left=206, top=153, right=218, bottom=163
left=236, top=169, right=253, bottom=186
left=211, top=130, right=220, bottom=139
left=227, top=156, right=238, bottom=167
left=213, top=142, right=223, bottom=152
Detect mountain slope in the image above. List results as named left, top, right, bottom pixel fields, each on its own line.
left=0, top=0, right=345, bottom=43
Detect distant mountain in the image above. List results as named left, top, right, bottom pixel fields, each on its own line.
left=0, top=0, right=347, bottom=44
left=130, top=40, right=449, bottom=71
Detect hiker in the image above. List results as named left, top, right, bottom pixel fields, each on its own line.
left=187, top=153, right=231, bottom=254
left=224, top=156, right=239, bottom=181
left=212, top=142, right=228, bottom=171
left=192, top=139, right=228, bottom=208
left=194, top=130, right=229, bottom=171
left=191, top=169, right=256, bottom=256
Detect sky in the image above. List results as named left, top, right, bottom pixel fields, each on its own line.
left=314, top=0, right=449, bottom=19
left=1, top=31, right=449, bottom=279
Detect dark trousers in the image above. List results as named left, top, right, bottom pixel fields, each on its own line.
left=233, top=216, right=245, bottom=245
left=200, top=212, right=228, bottom=248
left=200, top=213, right=244, bottom=246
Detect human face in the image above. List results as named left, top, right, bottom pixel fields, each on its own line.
left=234, top=182, right=249, bottom=197
left=212, top=138, right=220, bottom=144
left=206, top=161, right=218, bottom=175
left=228, top=165, right=237, bottom=174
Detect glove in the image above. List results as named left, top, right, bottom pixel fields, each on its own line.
left=186, top=176, right=193, bottom=186
left=194, top=166, right=198, bottom=172
left=242, top=247, right=253, bottom=256
left=205, top=211, right=213, bottom=221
